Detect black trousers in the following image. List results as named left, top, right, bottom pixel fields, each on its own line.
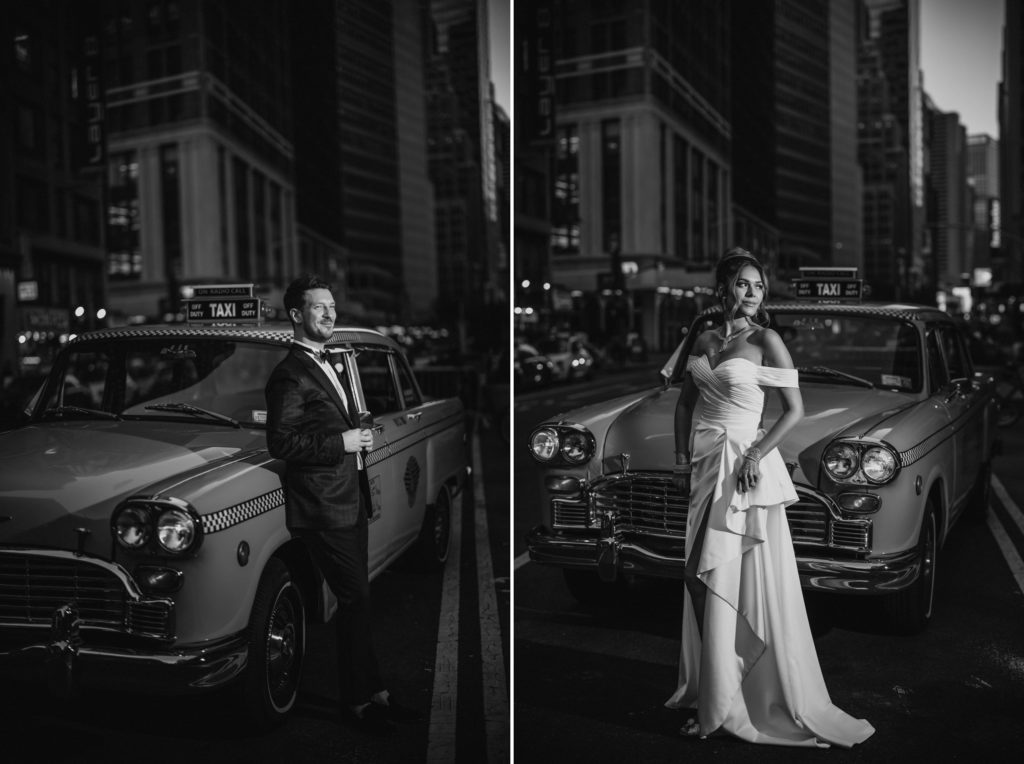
left=294, top=495, right=383, bottom=706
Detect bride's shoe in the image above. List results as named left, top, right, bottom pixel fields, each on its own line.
left=679, top=717, right=704, bottom=738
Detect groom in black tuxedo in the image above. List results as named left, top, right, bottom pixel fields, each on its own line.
left=265, top=274, right=417, bottom=733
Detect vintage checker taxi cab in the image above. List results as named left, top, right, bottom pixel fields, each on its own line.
left=0, top=285, right=467, bottom=722
left=526, top=271, right=998, bottom=633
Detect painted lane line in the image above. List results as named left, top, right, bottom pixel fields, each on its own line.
left=514, top=551, right=531, bottom=570
left=426, top=476, right=462, bottom=762
left=473, top=427, right=510, bottom=764
left=987, top=508, right=1024, bottom=595
left=992, top=474, right=1024, bottom=539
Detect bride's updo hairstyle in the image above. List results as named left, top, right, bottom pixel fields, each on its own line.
left=715, top=247, right=771, bottom=328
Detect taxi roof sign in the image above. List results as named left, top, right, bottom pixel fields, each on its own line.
left=186, top=283, right=254, bottom=298
left=792, top=267, right=862, bottom=303
left=184, top=284, right=263, bottom=324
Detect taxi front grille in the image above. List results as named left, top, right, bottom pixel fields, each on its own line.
left=593, top=475, right=687, bottom=537
left=583, top=473, right=869, bottom=552
left=0, top=552, right=173, bottom=639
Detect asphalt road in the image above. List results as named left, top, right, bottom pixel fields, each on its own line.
left=2, top=415, right=509, bottom=764
left=513, top=368, right=1024, bottom=761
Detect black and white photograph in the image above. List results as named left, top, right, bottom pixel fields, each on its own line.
left=5, top=0, right=1024, bottom=762
left=1, top=0, right=509, bottom=762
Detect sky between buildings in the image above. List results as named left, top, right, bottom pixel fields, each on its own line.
left=919, top=0, right=1002, bottom=137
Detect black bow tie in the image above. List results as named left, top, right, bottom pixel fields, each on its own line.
left=302, top=347, right=330, bottom=364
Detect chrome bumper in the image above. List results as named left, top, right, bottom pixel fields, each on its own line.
left=0, top=604, right=248, bottom=697
left=526, top=524, right=922, bottom=594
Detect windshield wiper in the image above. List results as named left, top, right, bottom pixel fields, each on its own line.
left=797, top=366, right=874, bottom=388
left=44, top=405, right=122, bottom=421
left=144, top=402, right=241, bottom=428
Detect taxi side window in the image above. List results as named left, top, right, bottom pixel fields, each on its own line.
left=395, top=356, right=422, bottom=409
left=937, top=326, right=970, bottom=381
left=926, top=329, right=948, bottom=391
left=57, top=352, right=109, bottom=409
left=354, top=348, right=401, bottom=415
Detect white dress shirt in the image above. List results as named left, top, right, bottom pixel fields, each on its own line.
left=293, top=340, right=364, bottom=469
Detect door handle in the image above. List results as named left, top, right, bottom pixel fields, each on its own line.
left=407, top=411, right=422, bottom=421
left=371, top=424, right=384, bottom=434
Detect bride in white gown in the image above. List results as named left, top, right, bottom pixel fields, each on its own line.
left=664, top=249, right=874, bottom=748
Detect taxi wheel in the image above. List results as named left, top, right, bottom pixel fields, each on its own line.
left=885, top=503, right=938, bottom=634
left=242, top=557, right=306, bottom=725
left=416, top=485, right=452, bottom=570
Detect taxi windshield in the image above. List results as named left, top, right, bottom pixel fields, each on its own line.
left=38, top=338, right=289, bottom=426
left=772, top=313, right=922, bottom=392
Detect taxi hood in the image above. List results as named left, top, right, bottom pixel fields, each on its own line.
left=601, top=383, right=914, bottom=482
left=0, top=421, right=265, bottom=555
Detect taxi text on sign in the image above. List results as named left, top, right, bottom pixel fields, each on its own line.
left=186, top=298, right=261, bottom=322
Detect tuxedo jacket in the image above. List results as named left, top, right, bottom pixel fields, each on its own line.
left=265, top=346, right=367, bottom=529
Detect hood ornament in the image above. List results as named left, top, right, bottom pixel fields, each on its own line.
left=619, top=452, right=630, bottom=475
left=74, top=527, right=92, bottom=555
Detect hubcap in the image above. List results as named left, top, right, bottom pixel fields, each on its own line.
left=921, top=514, right=936, bottom=617
left=266, top=586, right=299, bottom=698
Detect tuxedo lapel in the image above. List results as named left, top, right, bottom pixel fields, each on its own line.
left=292, top=348, right=355, bottom=428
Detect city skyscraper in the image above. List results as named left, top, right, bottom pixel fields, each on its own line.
left=865, top=0, right=925, bottom=297
left=542, top=0, right=733, bottom=351
left=927, top=102, right=971, bottom=292
left=1000, top=0, right=1024, bottom=287
left=2, top=2, right=111, bottom=372
left=98, top=0, right=298, bottom=319
left=428, top=0, right=499, bottom=344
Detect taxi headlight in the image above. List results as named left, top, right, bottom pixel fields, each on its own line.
left=156, top=507, right=198, bottom=554
left=861, top=446, right=898, bottom=484
left=560, top=430, right=595, bottom=464
left=823, top=443, right=859, bottom=480
left=530, top=427, right=559, bottom=462
left=114, top=505, right=151, bottom=549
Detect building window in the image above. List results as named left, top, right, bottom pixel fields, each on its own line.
left=233, top=157, right=251, bottom=279
left=16, top=103, right=44, bottom=158
left=15, top=176, right=49, bottom=231
left=107, top=151, right=141, bottom=279
left=160, top=144, right=182, bottom=294
left=253, top=171, right=268, bottom=281
left=601, top=119, right=622, bottom=254
left=674, top=134, right=689, bottom=260
left=707, top=162, right=719, bottom=258
left=551, top=124, right=580, bottom=254
left=691, top=148, right=705, bottom=263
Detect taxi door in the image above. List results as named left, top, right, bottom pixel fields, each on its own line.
left=333, top=346, right=394, bottom=577
left=931, top=325, right=985, bottom=523
left=344, top=344, right=423, bottom=570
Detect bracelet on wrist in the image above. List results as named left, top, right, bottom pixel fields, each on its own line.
left=743, top=447, right=762, bottom=463
left=672, top=463, right=692, bottom=474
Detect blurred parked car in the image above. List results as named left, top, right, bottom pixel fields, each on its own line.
left=526, top=298, right=999, bottom=634
left=515, top=343, right=556, bottom=390
left=538, top=334, right=594, bottom=382
left=0, top=286, right=468, bottom=723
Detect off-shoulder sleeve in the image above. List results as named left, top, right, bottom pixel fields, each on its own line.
left=756, top=365, right=799, bottom=388
left=685, top=355, right=702, bottom=372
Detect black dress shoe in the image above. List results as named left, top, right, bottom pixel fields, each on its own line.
left=375, top=698, right=423, bottom=722
left=348, top=702, right=394, bottom=735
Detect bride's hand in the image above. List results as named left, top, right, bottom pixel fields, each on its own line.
left=737, top=457, right=760, bottom=493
